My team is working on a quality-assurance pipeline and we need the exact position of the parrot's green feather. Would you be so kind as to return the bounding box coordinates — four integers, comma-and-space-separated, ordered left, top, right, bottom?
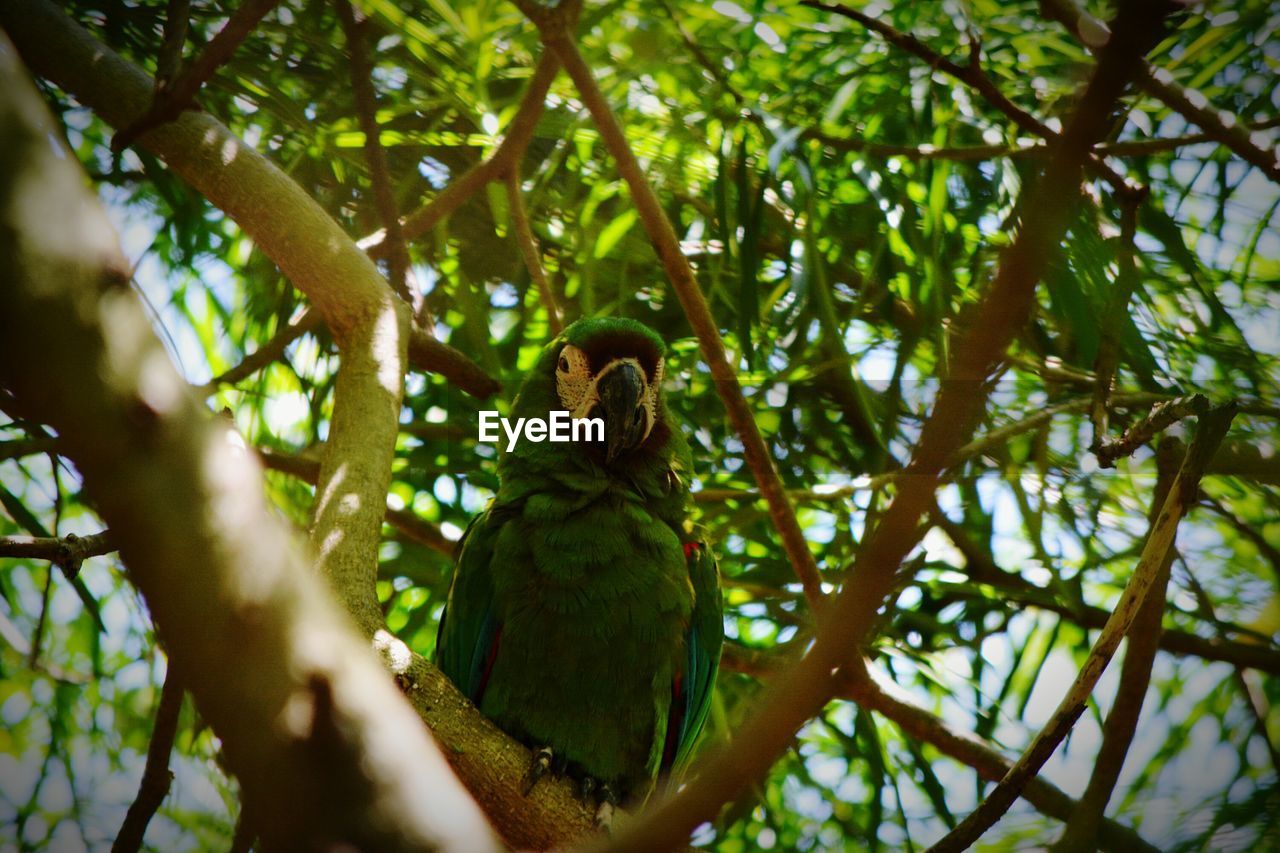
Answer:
436, 317, 723, 802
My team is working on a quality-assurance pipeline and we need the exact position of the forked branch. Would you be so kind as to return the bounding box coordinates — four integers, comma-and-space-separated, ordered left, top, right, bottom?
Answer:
593, 0, 1174, 846
360, 53, 561, 258
111, 0, 280, 151
928, 407, 1234, 852
514, 0, 827, 611
112, 667, 184, 853
1052, 439, 1181, 852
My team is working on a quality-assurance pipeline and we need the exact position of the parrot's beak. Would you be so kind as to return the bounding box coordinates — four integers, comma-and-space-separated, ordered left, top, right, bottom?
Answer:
595, 361, 647, 463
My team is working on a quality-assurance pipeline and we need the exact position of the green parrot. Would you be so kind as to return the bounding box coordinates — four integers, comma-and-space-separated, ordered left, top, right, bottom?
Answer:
436, 317, 723, 810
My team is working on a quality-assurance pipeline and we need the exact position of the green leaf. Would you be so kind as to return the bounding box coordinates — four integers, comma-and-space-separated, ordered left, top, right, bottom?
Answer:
593, 209, 638, 259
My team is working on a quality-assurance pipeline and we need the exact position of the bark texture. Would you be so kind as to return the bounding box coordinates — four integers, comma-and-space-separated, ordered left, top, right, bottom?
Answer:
0, 28, 496, 852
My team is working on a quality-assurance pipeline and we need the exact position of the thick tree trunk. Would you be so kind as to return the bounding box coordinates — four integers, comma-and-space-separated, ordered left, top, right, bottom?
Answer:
0, 32, 497, 852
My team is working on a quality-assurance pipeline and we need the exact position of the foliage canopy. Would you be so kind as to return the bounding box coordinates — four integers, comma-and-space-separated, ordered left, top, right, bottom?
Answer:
1, 0, 1279, 849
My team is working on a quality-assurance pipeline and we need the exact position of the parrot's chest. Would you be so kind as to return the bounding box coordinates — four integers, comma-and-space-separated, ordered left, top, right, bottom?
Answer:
481, 491, 694, 786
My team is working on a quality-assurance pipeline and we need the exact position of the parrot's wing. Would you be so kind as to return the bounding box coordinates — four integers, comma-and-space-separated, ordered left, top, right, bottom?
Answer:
435, 507, 505, 705
663, 537, 724, 773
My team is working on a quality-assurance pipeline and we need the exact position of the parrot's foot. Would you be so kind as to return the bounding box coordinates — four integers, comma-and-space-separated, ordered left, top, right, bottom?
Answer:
522, 746, 556, 796
593, 783, 620, 833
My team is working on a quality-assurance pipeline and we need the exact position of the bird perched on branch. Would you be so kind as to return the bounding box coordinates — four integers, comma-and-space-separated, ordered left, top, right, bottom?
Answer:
436, 317, 723, 818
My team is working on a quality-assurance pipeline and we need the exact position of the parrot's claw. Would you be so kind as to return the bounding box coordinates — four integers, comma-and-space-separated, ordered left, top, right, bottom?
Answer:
577, 775, 596, 801
522, 746, 555, 796
594, 783, 620, 832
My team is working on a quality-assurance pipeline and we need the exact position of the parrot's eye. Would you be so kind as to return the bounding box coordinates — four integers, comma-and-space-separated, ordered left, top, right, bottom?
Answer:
558, 356, 570, 373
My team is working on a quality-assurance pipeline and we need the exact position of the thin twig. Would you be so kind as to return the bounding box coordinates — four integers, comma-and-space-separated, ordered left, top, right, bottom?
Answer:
1176, 555, 1280, 774
654, 0, 744, 103
505, 170, 563, 333
112, 666, 184, 853
0, 437, 58, 461
154, 0, 190, 95
111, 0, 281, 151
407, 323, 503, 398
519, 0, 827, 611
1090, 190, 1146, 446
1041, 0, 1280, 183
197, 308, 320, 396
1052, 438, 1180, 852
671, 0, 1235, 166
842, 662, 1158, 853
1138, 68, 1280, 184
802, 0, 1141, 198
931, 510, 1280, 675
598, 0, 1174, 843
799, 126, 1040, 161
0, 610, 87, 683
1101, 122, 1280, 155
715, 651, 1158, 851
1200, 495, 1280, 584
0, 531, 116, 575
928, 406, 1234, 852
336, 0, 412, 304
1096, 393, 1210, 467
255, 447, 456, 556
360, 52, 561, 258
28, 563, 54, 669
946, 391, 1166, 469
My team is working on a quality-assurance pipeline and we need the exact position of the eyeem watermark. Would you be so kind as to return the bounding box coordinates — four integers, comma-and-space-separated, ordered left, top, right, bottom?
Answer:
478, 410, 604, 451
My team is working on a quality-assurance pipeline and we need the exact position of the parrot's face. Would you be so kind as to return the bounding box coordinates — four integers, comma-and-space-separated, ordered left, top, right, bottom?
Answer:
552, 334, 665, 463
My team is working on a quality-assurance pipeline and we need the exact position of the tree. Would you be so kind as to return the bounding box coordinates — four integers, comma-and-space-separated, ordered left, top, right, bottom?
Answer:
1, 0, 1277, 850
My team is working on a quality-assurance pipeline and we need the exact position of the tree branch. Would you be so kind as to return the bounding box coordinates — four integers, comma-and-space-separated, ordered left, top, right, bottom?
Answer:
1090, 191, 1145, 446
196, 308, 320, 396
801, 0, 1141, 197
931, 510, 1280, 675
154, 0, 190, 95
0, 0, 444, 643
715, 651, 1157, 851
112, 666, 185, 853
0, 531, 115, 575
842, 662, 1158, 853
597, 0, 1173, 844
1051, 438, 1180, 852
0, 436, 58, 461
360, 52, 561, 258
256, 447, 457, 556
518, 0, 827, 612
928, 406, 1234, 852
1096, 393, 1209, 468
1137, 68, 1280, 184
376, 647, 600, 849
2, 0, 389, 346
336, 0, 412, 303
506, 170, 563, 334
0, 35, 497, 848
111, 0, 281, 152
408, 324, 503, 398
1041, 0, 1280, 184
196, 301, 497, 402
